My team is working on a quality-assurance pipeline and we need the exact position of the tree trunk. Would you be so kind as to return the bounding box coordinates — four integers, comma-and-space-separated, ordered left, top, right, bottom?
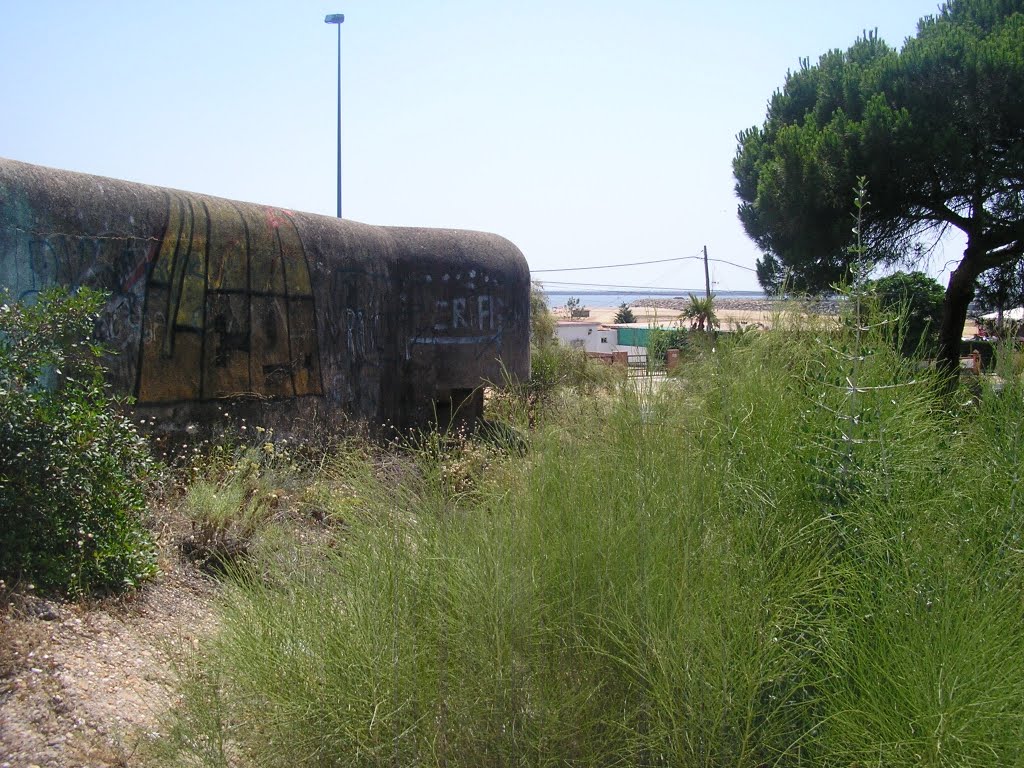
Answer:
937, 246, 983, 386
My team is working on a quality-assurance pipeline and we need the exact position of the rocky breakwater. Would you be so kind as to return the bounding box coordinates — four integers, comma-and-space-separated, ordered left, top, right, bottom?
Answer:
632, 296, 840, 315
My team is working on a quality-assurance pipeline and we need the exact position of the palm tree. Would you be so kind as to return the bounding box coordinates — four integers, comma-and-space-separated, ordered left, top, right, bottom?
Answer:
682, 293, 719, 332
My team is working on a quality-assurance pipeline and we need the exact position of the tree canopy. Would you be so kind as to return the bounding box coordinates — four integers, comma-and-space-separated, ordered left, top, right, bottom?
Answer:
613, 303, 637, 324
734, 0, 1024, 374
974, 258, 1024, 317
868, 271, 946, 356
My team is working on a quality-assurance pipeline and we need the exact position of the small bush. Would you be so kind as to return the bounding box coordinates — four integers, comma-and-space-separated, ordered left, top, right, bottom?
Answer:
179, 477, 266, 573
527, 282, 620, 401
865, 271, 945, 356
176, 430, 305, 573
0, 287, 156, 595
648, 325, 697, 367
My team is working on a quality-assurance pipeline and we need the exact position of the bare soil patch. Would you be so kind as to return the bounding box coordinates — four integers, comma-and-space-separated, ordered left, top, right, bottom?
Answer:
1, 557, 218, 768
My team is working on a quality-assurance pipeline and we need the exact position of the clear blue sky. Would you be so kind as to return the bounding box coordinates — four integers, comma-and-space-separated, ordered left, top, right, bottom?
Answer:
1, 0, 957, 294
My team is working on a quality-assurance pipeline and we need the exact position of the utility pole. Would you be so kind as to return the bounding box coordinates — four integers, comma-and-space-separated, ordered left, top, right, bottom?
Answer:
703, 244, 711, 299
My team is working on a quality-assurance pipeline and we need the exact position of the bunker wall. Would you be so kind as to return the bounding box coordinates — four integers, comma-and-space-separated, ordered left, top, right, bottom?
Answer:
0, 157, 530, 432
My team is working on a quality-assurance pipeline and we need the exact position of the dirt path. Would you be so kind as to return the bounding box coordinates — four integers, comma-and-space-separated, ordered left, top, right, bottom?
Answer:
1, 562, 218, 768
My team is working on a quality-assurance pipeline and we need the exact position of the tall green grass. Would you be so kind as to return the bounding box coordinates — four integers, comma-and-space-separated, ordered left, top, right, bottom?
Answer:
153, 310, 1024, 766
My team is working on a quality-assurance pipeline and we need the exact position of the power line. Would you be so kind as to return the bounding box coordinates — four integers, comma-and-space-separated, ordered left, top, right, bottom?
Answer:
532, 251, 757, 273
541, 280, 732, 293
532, 252, 701, 273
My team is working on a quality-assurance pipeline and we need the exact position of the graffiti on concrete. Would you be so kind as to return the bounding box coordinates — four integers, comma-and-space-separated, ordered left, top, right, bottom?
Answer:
406, 293, 507, 359
0, 157, 530, 430
137, 194, 322, 402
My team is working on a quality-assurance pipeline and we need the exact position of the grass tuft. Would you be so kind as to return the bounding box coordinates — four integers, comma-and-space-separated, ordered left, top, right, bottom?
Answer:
153, 304, 1024, 766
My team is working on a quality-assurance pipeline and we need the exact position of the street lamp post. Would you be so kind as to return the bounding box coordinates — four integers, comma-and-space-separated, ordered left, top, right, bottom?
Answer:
325, 13, 345, 218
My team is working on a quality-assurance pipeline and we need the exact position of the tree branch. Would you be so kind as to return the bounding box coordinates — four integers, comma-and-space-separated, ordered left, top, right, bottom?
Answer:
927, 203, 973, 232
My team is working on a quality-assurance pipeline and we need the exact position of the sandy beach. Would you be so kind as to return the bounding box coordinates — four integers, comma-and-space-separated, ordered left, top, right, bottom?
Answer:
553, 297, 823, 331
553, 297, 981, 337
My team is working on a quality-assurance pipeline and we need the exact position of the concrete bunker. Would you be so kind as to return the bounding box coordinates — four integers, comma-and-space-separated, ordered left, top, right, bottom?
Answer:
0, 157, 530, 433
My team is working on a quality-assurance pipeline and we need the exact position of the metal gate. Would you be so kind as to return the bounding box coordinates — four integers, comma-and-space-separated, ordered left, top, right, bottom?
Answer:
627, 353, 649, 378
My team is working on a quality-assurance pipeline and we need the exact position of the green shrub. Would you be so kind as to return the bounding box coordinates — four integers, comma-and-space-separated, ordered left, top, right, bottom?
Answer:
508, 329, 622, 426
865, 270, 945, 356
176, 436, 298, 573
530, 340, 618, 393
647, 325, 692, 366
529, 281, 554, 344
0, 287, 156, 595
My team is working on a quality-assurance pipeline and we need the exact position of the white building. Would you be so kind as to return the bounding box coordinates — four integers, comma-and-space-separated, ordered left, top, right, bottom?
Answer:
554, 320, 616, 354
552, 321, 649, 359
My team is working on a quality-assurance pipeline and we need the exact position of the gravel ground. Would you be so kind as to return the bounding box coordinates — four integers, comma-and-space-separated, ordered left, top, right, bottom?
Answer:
1, 561, 218, 768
